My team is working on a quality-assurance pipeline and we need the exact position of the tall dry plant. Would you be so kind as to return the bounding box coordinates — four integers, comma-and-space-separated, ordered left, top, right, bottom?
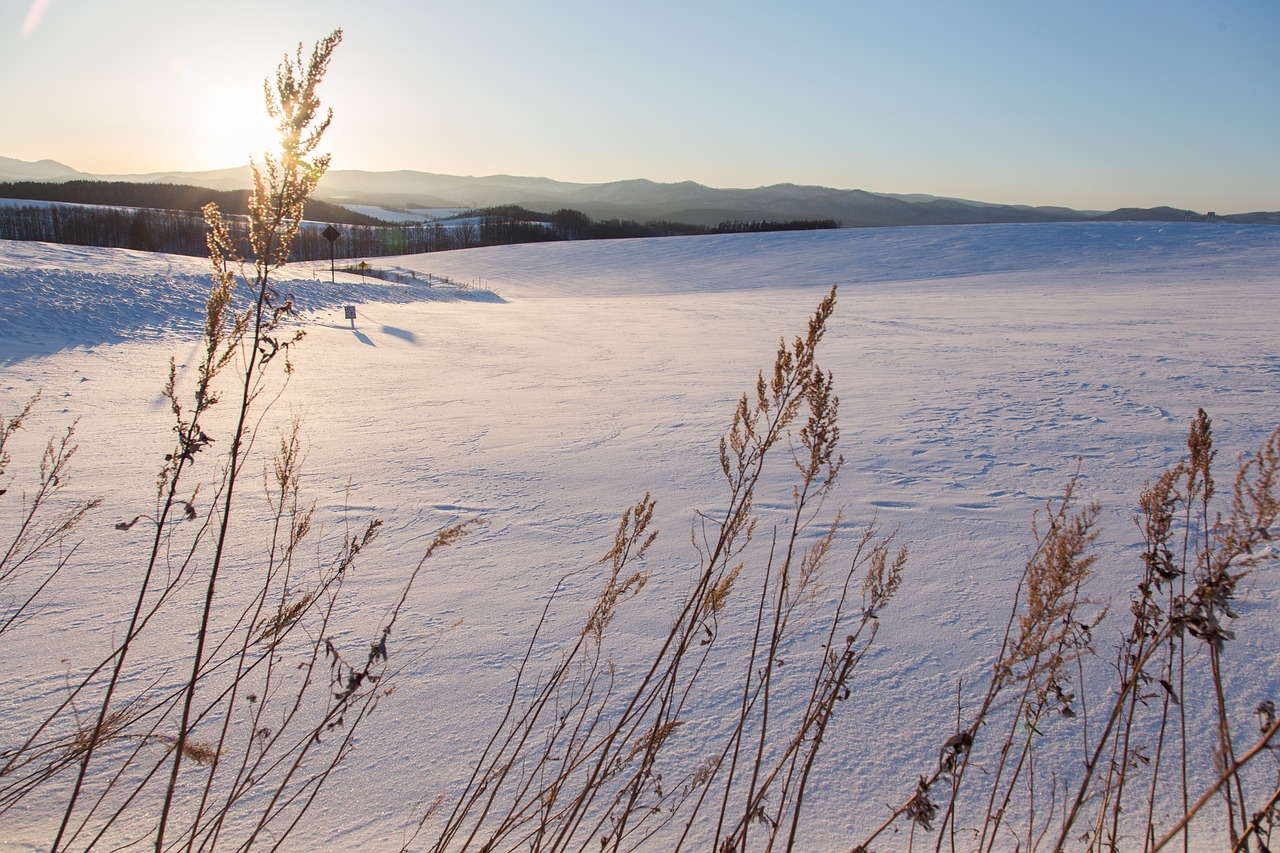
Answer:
0, 394, 102, 639
851, 411, 1280, 853
0, 30, 474, 852
411, 286, 908, 853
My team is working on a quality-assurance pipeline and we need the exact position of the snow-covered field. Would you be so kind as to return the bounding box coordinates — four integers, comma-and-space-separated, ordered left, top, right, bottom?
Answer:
2, 222, 1278, 850
338, 204, 475, 223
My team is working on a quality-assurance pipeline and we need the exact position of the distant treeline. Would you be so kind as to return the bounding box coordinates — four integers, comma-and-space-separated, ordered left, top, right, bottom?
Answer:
477, 206, 840, 241
0, 182, 841, 261
0, 181, 384, 226
0, 202, 457, 259
0, 203, 218, 256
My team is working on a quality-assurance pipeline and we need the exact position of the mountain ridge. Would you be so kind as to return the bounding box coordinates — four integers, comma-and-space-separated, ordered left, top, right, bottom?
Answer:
2, 156, 1274, 227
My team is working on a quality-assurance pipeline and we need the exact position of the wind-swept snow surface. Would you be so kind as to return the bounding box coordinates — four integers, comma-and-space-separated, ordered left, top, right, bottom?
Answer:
1, 222, 1278, 850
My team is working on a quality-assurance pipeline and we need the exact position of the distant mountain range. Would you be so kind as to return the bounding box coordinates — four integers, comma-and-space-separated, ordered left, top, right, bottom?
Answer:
3, 156, 1276, 227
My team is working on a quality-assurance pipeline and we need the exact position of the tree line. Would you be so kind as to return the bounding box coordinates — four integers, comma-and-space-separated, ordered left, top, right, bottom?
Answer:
0, 184, 841, 262
0, 180, 382, 226
485, 206, 839, 240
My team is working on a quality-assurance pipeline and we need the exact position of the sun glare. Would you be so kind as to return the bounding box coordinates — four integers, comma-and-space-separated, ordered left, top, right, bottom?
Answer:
202, 85, 280, 170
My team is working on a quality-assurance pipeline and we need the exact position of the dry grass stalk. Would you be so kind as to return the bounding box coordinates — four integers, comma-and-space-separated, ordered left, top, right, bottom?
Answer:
0, 401, 102, 638
851, 413, 1279, 853
414, 287, 911, 853
2, 30, 474, 853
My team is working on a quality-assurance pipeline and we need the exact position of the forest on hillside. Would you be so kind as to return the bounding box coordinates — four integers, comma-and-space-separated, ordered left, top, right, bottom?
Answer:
0, 181, 841, 261
0, 180, 384, 225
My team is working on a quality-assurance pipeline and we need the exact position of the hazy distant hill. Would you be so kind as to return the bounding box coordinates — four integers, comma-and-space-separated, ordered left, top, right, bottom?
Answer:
0, 156, 86, 182
1096, 206, 1280, 226
1, 156, 1270, 228
315, 174, 1099, 227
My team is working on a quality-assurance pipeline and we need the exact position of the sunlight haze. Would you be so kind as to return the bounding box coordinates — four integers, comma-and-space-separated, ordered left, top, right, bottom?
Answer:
3, 0, 1277, 212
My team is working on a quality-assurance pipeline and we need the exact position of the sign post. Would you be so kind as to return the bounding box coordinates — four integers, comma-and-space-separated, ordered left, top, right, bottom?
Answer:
322, 224, 341, 283
343, 305, 356, 329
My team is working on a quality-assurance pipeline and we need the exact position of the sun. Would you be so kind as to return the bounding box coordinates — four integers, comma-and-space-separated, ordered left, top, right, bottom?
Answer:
199, 84, 281, 170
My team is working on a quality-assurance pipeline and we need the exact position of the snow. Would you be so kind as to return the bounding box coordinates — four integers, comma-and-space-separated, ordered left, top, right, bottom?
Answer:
1, 221, 1279, 850
337, 205, 475, 223
0, 241, 498, 362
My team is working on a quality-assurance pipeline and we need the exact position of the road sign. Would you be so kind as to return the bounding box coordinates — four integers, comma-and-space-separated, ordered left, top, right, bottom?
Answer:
323, 225, 341, 282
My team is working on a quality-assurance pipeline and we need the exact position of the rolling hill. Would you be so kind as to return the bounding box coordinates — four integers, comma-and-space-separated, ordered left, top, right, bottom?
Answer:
6, 155, 1273, 227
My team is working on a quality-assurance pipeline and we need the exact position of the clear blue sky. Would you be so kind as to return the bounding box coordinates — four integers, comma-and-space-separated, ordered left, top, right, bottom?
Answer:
4, 0, 1277, 212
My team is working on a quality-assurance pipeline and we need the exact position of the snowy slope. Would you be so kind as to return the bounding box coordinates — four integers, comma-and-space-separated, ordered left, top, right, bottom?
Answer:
1, 222, 1278, 851
0, 241, 499, 363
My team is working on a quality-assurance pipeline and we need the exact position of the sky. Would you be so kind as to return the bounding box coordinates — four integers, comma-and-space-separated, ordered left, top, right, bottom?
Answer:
2, 0, 1278, 213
